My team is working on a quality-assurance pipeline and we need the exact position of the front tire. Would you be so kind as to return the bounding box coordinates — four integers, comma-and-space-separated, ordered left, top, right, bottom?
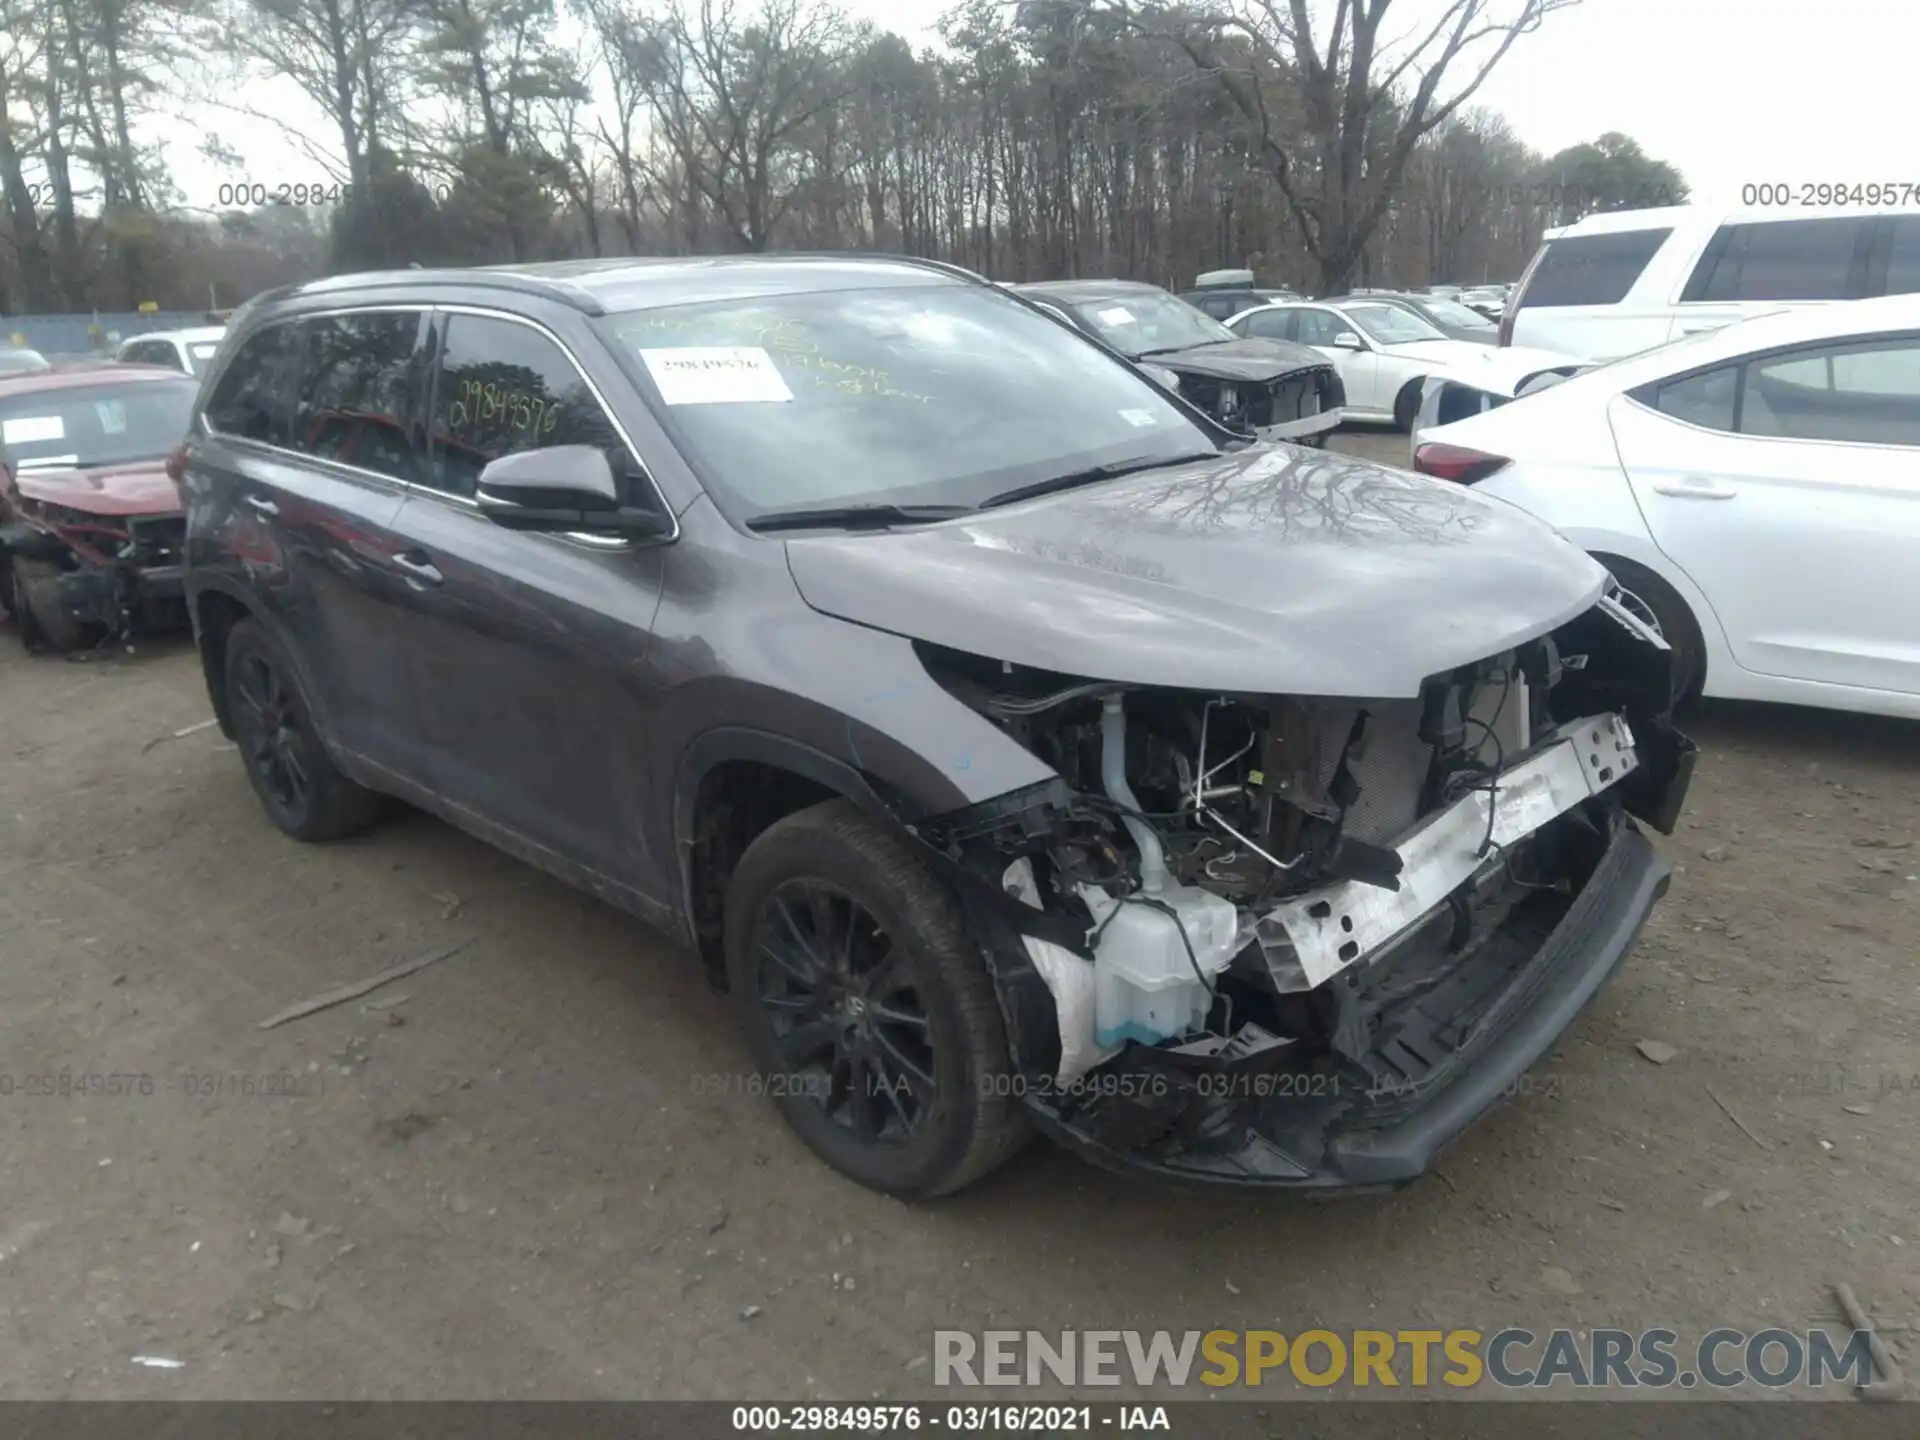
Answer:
723, 800, 1029, 1198
223, 618, 385, 841
11, 556, 101, 653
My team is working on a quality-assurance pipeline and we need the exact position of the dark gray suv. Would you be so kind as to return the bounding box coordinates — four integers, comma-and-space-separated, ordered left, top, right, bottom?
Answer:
180, 255, 1694, 1198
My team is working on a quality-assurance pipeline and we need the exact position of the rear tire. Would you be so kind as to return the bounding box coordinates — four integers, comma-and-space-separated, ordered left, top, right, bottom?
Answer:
223, 618, 385, 841
1599, 555, 1706, 706
723, 799, 1029, 1198
11, 556, 101, 653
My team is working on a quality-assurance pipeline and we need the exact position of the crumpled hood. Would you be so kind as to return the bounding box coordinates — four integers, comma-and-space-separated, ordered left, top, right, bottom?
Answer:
785, 445, 1610, 698
1143, 336, 1331, 383
8, 459, 179, 517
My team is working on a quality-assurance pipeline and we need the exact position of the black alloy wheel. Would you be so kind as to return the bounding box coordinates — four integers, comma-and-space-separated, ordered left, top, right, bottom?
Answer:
232, 647, 314, 820
753, 880, 936, 1147
723, 799, 1028, 1197
221, 618, 385, 841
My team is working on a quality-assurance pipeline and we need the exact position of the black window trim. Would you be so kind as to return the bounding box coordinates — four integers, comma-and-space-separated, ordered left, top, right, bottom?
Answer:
198, 305, 424, 490
1627, 325, 1920, 448
200, 301, 678, 549
295, 307, 435, 488
424, 303, 677, 547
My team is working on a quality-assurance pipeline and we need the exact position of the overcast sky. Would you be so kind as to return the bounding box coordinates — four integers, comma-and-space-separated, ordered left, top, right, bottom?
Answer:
159, 0, 1911, 218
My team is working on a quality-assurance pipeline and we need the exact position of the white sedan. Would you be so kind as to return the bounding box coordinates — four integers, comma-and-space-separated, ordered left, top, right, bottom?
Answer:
1410, 293, 1920, 719
115, 326, 227, 376
1227, 298, 1583, 430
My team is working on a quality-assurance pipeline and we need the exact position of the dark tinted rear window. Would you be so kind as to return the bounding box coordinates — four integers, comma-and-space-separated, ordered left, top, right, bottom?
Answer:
293, 312, 425, 483
205, 322, 305, 444
1518, 228, 1671, 307
1684, 217, 1871, 303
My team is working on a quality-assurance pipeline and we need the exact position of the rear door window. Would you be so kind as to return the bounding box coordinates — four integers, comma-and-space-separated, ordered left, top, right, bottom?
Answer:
1516, 228, 1672, 307
1742, 337, 1920, 445
203, 321, 305, 445
1237, 308, 1295, 342
425, 313, 629, 499
1292, 309, 1353, 346
1682, 217, 1872, 302
292, 311, 428, 483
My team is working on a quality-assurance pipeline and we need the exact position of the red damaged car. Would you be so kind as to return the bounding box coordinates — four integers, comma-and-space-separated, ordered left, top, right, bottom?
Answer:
0, 364, 196, 651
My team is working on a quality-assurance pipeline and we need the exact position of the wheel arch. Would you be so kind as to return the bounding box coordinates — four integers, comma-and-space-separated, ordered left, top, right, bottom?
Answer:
672, 727, 915, 985
1586, 546, 1729, 699
1392, 374, 1428, 429
187, 580, 334, 744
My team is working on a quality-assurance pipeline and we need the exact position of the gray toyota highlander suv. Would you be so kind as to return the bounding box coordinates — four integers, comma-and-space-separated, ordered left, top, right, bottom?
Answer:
178, 255, 1694, 1198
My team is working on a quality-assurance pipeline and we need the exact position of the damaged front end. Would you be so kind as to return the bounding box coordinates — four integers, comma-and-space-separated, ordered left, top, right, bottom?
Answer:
1, 499, 188, 645
911, 595, 1694, 1190
1158, 362, 1345, 447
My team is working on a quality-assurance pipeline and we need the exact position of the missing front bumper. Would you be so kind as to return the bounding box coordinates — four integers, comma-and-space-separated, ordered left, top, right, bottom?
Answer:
1258, 713, 1639, 991
1255, 411, 1341, 444
1017, 809, 1669, 1191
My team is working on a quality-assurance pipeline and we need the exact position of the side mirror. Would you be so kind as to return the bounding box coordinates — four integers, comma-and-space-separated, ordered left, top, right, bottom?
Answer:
475, 445, 671, 537
1333, 331, 1363, 350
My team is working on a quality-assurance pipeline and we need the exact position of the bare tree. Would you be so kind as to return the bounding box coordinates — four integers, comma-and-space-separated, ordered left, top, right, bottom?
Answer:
618, 0, 854, 251
1125, 0, 1580, 291
211, 0, 419, 193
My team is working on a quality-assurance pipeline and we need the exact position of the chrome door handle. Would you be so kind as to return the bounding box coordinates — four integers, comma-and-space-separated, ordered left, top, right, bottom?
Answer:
391, 550, 444, 585
243, 493, 279, 516
1652, 479, 1737, 500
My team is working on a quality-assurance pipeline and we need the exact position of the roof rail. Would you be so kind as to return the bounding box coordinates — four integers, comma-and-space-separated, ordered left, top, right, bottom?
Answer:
276, 268, 609, 316
776, 251, 993, 287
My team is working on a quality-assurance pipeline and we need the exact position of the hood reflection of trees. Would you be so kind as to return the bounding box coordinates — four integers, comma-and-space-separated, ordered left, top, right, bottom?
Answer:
1103, 447, 1488, 548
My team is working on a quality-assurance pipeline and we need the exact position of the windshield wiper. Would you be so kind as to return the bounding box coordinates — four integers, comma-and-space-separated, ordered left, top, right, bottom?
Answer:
745, 502, 973, 534
979, 452, 1220, 510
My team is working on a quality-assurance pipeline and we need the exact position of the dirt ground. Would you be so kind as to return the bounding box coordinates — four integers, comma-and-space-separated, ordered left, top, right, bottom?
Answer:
2, 427, 1916, 1401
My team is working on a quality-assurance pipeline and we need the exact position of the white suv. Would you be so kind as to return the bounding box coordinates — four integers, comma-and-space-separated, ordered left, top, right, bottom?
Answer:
1503, 204, 1920, 360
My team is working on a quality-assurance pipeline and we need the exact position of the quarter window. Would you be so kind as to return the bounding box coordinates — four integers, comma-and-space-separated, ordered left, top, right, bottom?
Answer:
1650, 366, 1739, 431
1517, 228, 1671, 307
203, 322, 305, 444
292, 312, 426, 484
1684, 217, 1869, 303
426, 314, 629, 499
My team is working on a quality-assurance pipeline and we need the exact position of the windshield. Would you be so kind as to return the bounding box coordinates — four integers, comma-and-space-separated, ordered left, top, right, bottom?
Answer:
599, 284, 1219, 522
0, 379, 197, 470
1418, 298, 1496, 329
1063, 291, 1235, 357
1344, 304, 1449, 345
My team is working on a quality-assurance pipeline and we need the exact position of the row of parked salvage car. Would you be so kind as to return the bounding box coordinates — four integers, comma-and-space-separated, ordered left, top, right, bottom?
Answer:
0, 247, 1893, 1204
